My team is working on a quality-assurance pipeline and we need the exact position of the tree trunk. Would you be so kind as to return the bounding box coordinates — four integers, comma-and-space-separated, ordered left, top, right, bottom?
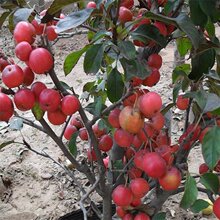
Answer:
102, 185, 112, 220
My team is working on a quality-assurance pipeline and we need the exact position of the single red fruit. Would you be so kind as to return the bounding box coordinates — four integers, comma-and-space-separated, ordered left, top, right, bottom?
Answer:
119, 106, 144, 134
132, 135, 143, 149
159, 167, 181, 191
31, 81, 47, 101
199, 163, 209, 175
29, 48, 53, 74
13, 21, 36, 44
134, 149, 149, 170
143, 69, 160, 87
119, 6, 133, 23
103, 156, 109, 169
112, 185, 133, 207
61, 95, 80, 116
138, 92, 162, 118
64, 125, 78, 140
46, 26, 58, 41
79, 127, 88, 141
108, 108, 121, 128
114, 128, 134, 147
14, 88, 35, 111
128, 167, 143, 179
198, 127, 211, 143
131, 197, 141, 207
2, 64, 24, 88
31, 19, 44, 35
87, 148, 97, 161
213, 197, 220, 219
0, 93, 14, 121
14, 41, 32, 61
150, 112, 165, 131
116, 206, 127, 218
176, 95, 189, 110
98, 134, 113, 152
23, 66, 35, 86
120, 0, 134, 9
143, 152, 167, 178
39, 89, 61, 112
130, 178, 150, 198
154, 21, 167, 36
0, 58, 10, 72
92, 123, 106, 138
123, 213, 134, 220
134, 213, 150, 220
70, 116, 83, 129
131, 77, 143, 87
147, 53, 162, 69
47, 109, 67, 125
137, 123, 155, 142
86, 1, 97, 8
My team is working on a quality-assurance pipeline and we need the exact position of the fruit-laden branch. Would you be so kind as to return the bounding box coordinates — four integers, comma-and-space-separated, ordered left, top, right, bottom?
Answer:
48, 65, 107, 195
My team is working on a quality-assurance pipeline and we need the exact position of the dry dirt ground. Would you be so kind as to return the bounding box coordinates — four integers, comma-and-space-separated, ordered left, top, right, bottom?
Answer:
0, 14, 218, 220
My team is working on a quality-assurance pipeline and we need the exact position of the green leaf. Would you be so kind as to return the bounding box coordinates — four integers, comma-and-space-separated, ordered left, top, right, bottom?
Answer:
0, 11, 10, 29
64, 45, 90, 75
189, 0, 208, 27
161, 103, 175, 115
32, 103, 44, 121
184, 90, 207, 110
0, 140, 14, 150
91, 30, 112, 43
59, 81, 72, 90
205, 18, 215, 37
202, 126, 220, 169
120, 58, 150, 81
118, 41, 136, 60
176, 37, 192, 57
180, 174, 198, 209
13, 8, 33, 25
9, 117, 23, 130
199, 0, 220, 23
83, 81, 96, 92
41, 0, 79, 23
85, 99, 107, 116
131, 24, 167, 48
172, 64, 191, 83
56, 9, 94, 33
144, 12, 204, 49
152, 212, 166, 220
200, 173, 220, 194
107, 68, 124, 103
189, 49, 215, 81
204, 93, 220, 113
190, 199, 210, 213
68, 131, 79, 157
84, 44, 105, 74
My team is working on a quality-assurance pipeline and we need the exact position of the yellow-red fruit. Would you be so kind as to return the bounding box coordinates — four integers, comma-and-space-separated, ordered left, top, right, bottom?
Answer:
119, 106, 144, 134
159, 167, 181, 191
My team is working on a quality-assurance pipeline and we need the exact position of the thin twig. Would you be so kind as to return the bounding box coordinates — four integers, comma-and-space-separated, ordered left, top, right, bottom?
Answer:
79, 177, 102, 220
16, 115, 46, 133
58, 30, 88, 39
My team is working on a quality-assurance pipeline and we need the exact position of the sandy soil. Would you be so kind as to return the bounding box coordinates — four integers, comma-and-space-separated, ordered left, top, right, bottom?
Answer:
0, 12, 217, 220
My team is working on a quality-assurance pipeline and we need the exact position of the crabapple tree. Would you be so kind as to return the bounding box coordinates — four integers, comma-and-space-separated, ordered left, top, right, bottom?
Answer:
1, 0, 220, 219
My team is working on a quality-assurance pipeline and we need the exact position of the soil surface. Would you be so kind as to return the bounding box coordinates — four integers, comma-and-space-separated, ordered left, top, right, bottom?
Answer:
0, 6, 218, 220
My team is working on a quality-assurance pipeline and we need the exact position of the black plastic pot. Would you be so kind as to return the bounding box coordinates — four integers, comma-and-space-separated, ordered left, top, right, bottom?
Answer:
59, 205, 116, 220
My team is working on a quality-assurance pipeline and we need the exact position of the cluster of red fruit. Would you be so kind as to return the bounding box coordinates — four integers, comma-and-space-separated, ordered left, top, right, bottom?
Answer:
108, 89, 181, 219
0, 20, 80, 126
